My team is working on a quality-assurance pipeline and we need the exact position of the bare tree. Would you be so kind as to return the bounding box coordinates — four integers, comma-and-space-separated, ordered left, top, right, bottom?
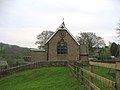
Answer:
76, 32, 105, 54
35, 30, 54, 49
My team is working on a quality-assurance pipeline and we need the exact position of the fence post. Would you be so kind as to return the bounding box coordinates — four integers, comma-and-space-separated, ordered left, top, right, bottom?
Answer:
76, 61, 79, 78
89, 64, 93, 90
79, 61, 83, 85
116, 60, 120, 90
74, 61, 76, 77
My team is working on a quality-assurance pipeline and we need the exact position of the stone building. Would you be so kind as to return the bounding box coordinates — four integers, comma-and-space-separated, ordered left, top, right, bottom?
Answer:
31, 22, 88, 61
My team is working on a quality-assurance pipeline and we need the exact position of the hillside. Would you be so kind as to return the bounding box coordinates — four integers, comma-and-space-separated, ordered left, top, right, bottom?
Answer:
0, 43, 31, 66
0, 67, 84, 90
0, 42, 30, 59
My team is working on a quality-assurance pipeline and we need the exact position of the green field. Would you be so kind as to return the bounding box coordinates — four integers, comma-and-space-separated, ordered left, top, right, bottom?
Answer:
0, 67, 84, 90
84, 66, 116, 90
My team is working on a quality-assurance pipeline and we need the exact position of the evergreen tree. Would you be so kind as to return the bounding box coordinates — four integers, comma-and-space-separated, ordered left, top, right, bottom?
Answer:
110, 42, 119, 57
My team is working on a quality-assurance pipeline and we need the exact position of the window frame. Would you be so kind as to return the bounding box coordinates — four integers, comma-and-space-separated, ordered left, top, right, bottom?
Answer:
57, 39, 67, 54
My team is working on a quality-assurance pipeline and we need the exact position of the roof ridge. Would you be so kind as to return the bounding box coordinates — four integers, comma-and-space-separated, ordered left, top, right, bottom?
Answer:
45, 22, 80, 45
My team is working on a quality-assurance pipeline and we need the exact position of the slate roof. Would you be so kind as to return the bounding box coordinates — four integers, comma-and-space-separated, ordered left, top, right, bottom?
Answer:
30, 48, 45, 52
45, 22, 80, 45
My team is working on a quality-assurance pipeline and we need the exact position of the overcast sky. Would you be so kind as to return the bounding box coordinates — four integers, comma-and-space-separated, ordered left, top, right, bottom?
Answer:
0, 0, 120, 48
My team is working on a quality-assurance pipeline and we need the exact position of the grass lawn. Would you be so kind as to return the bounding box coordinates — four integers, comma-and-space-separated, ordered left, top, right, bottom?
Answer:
0, 67, 84, 90
85, 66, 116, 80
84, 66, 116, 90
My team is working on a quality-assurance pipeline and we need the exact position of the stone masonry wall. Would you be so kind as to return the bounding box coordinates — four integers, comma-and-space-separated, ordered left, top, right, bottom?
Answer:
46, 30, 79, 61
31, 51, 46, 62
0, 60, 67, 77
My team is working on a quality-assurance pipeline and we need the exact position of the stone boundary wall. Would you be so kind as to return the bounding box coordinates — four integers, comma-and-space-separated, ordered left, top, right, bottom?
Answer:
0, 60, 67, 77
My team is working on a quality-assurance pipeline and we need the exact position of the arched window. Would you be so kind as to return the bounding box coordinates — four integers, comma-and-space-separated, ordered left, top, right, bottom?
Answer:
57, 39, 67, 54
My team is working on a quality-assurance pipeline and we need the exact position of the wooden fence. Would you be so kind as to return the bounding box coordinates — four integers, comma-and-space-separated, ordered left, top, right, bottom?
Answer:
68, 60, 120, 90
1, 59, 120, 90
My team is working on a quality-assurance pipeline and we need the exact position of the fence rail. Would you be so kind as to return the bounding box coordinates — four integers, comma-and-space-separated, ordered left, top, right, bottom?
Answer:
89, 61, 118, 70
80, 67, 115, 87
68, 60, 120, 90
0, 59, 120, 90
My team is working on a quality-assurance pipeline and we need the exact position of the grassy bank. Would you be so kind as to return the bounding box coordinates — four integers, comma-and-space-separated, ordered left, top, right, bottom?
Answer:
0, 67, 84, 90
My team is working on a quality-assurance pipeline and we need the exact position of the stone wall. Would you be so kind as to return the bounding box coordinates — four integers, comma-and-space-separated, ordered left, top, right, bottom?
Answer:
46, 30, 79, 61
0, 60, 67, 77
31, 51, 46, 62
80, 55, 88, 61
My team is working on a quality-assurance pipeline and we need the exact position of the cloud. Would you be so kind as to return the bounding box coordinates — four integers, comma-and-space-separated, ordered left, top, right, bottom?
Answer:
0, 0, 120, 47
0, 27, 44, 48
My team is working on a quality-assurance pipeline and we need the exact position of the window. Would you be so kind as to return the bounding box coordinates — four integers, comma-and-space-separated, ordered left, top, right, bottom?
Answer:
57, 39, 67, 54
